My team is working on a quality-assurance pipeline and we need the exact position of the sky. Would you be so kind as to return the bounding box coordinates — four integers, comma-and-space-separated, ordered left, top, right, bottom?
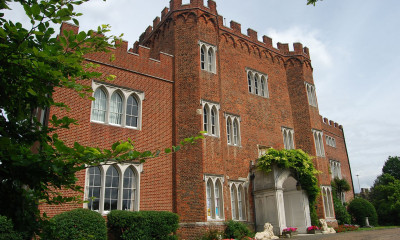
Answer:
5, 0, 400, 192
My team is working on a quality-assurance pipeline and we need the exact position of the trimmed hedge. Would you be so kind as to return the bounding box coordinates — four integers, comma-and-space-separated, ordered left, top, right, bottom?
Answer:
348, 198, 378, 226
0, 215, 22, 240
41, 208, 107, 240
107, 210, 179, 240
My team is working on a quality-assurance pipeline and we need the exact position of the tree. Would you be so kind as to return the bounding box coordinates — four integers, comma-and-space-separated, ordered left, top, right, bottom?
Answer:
0, 1, 202, 238
307, 0, 320, 5
370, 174, 400, 225
382, 156, 400, 180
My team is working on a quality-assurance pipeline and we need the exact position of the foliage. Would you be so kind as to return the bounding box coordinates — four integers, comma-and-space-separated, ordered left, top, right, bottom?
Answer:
40, 208, 106, 240
0, 215, 23, 240
198, 229, 223, 240
369, 173, 400, 225
334, 224, 359, 233
382, 156, 400, 180
107, 210, 179, 240
223, 220, 255, 240
307, 0, 321, 6
257, 148, 320, 225
331, 179, 351, 225
348, 198, 378, 226
0, 0, 204, 238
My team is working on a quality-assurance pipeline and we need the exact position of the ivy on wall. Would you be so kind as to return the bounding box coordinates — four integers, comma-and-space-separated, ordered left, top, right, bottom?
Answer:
257, 148, 321, 225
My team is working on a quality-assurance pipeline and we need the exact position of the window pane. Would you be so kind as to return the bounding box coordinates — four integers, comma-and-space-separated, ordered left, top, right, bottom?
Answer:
248, 73, 252, 93
104, 166, 119, 211
123, 168, 136, 211
126, 95, 138, 127
254, 75, 259, 95
211, 108, 216, 135
87, 167, 101, 211
227, 119, 231, 144
201, 47, 205, 70
109, 93, 123, 125
233, 120, 238, 145
203, 105, 208, 132
92, 88, 107, 122
261, 78, 265, 96
206, 180, 213, 218
208, 49, 213, 71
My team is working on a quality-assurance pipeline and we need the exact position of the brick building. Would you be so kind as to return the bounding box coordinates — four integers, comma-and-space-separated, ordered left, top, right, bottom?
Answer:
44, 0, 354, 238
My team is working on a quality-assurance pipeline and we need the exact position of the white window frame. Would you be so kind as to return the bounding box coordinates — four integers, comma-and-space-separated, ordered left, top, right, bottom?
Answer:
246, 68, 269, 98
199, 41, 217, 74
225, 113, 241, 147
305, 82, 318, 107
204, 174, 225, 221
91, 81, 144, 130
312, 129, 325, 157
281, 127, 295, 150
229, 181, 248, 221
325, 135, 336, 148
330, 160, 342, 179
84, 163, 143, 215
201, 100, 220, 137
321, 186, 335, 219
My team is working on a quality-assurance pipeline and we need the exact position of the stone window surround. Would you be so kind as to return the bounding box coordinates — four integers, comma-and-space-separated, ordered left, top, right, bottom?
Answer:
326, 135, 336, 148
225, 113, 241, 147
305, 82, 318, 107
199, 40, 217, 74
281, 127, 295, 150
229, 180, 248, 221
90, 81, 145, 130
312, 129, 325, 157
84, 163, 143, 215
321, 185, 335, 219
246, 68, 269, 98
204, 174, 225, 221
201, 100, 220, 137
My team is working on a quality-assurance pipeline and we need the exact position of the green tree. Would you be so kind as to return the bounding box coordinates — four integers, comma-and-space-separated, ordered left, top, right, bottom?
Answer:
0, 1, 202, 238
370, 173, 400, 225
382, 156, 400, 180
307, 0, 320, 5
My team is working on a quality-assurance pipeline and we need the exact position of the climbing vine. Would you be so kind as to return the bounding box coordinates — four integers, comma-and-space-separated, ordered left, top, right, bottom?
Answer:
257, 148, 321, 225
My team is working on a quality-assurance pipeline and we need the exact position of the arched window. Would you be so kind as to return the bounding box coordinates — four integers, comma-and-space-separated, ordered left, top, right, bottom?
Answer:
283, 130, 288, 149
261, 77, 266, 97
104, 166, 119, 211
126, 95, 139, 128
247, 72, 252, 93
227, 117, 232, 144
233, 120, 239, 145
203, 105, 209, 133
215, 180, 223, 219
231, 185, 237, 220
254, 74, 259, 95
87, 166, 101, 211
122, 167, 137, 211
208, 48, 214, 72
201, 46, 206, 70
109, 92, 123, 125
92, 88, 107, 122
238, 185, 243, 220
206, 179, 214, 218
211, 108, 216, 135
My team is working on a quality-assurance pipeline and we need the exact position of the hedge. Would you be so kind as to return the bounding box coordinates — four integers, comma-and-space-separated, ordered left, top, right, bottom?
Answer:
348, 198, 378, 226
0, 215, 22, 240
107, 210, 179, 240
41, 208, 107, 240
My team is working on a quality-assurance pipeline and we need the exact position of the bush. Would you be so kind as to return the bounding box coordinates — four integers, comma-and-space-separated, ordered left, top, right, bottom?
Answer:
334, 224, 359, 233
0, 215, 22, 240
223, 220, 254, 240
198, 229, 223, 240
41, 208, 106, 240
348, 198, 378, 226
107, 210, 179, 240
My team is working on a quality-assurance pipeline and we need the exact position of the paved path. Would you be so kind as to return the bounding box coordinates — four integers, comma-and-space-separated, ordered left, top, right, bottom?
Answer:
292, 228, 400, 240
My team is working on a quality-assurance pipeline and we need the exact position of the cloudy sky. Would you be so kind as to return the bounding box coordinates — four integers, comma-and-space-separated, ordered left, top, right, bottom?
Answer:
6, 0, 400, 192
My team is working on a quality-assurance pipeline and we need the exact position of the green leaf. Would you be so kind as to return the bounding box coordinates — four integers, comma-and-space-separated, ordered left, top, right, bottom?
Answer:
27, 88, 37, 96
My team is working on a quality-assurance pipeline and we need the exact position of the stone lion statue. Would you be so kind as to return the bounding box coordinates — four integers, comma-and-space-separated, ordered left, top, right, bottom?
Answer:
255, 223, 279, 240
319, 219, 336, 234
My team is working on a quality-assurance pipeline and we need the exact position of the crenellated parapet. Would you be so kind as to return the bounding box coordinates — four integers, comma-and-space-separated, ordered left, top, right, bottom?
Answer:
321, 116, 343, 130
60, 22, 174, 82
137, 0, 311, 68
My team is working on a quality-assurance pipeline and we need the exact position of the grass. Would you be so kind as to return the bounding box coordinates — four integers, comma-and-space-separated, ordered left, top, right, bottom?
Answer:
358, 226, 400, 231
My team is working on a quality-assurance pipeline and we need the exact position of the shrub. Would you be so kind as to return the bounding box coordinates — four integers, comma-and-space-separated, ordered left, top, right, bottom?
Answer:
41, 208, 106, 240
223, 220, 254, 240
348, 198, 378, 226
198, 229, 223, 240
107, 210, 179, 240
0, 215, 22, 240
334, 224, 359, 233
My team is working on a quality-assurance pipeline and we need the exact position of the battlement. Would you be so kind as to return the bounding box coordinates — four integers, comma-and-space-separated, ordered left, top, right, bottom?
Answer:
321, 116, 343, 130
60, 22, 173, 82
139, 0, 310, 60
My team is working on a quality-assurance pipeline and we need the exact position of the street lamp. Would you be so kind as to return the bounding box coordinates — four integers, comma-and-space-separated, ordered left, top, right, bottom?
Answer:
356, 174, 361, 193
